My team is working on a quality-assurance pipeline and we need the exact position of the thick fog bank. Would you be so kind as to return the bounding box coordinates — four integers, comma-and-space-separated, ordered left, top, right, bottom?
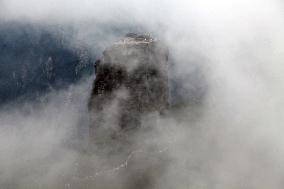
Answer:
0, 0, 284, 188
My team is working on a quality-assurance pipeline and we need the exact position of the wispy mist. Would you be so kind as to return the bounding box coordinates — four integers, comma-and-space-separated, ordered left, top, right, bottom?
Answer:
0, 0, 284, 188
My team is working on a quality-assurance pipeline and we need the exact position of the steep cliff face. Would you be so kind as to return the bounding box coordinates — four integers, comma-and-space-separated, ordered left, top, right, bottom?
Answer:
88, 34, 169, 142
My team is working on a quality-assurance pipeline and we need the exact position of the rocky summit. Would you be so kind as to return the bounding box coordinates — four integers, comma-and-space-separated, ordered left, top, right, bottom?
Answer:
88, 33, 169, 142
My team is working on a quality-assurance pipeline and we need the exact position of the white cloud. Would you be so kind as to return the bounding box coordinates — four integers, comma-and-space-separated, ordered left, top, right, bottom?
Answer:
1, 0, 284, 188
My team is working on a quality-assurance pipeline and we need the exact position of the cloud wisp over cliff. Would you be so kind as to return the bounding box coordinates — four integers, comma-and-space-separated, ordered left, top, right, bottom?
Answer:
0, 0, 284, 188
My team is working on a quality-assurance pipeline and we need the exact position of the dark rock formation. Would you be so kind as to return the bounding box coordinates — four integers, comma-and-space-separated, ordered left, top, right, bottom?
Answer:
88, 34, 169, 142
86, 34, 208, 189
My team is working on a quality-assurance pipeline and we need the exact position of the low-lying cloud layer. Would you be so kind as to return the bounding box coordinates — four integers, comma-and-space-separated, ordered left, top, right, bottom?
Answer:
0, 0, 284, 188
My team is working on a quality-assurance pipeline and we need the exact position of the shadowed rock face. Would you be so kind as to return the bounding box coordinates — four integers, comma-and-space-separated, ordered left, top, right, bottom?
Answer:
88, 34, 169, 141
86, 34, 207, 189
87, 34, 170, 189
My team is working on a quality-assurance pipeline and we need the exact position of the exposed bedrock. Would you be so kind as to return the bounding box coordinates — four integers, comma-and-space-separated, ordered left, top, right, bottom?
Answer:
88, 34, 170, 143
87, 34, 207, 188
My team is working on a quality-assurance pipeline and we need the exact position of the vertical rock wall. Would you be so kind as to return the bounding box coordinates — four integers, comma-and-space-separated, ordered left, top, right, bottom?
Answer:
88, 34, 169, 142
